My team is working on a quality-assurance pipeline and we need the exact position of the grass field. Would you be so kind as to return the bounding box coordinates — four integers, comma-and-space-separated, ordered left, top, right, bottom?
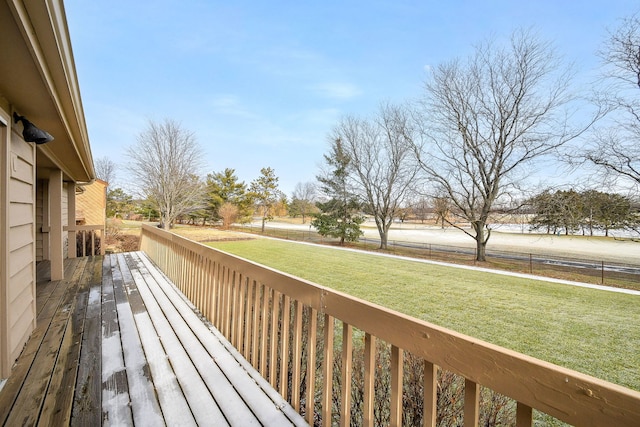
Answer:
206, 238, 640, 392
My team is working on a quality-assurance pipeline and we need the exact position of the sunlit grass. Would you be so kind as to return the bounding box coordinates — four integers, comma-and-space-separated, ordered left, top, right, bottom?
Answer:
207, 238, 640, 391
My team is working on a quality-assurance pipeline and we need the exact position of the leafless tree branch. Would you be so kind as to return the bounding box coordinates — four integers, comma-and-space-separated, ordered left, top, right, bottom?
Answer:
126, 119, 205, 229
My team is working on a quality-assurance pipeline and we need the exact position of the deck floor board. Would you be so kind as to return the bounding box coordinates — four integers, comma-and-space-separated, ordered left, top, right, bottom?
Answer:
0, 257, 87, 426
0, 253, 307, 426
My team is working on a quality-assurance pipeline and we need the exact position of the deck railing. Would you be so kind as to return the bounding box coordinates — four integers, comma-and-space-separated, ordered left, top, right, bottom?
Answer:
43, 224, 105, 256
64, 224, 105, 256
139, 224, 640, 426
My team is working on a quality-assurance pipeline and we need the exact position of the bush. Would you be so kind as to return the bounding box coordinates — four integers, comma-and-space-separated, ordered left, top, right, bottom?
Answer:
76, 230, 101, 256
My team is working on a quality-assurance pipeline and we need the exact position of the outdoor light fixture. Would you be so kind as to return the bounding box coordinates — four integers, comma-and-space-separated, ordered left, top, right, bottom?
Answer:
13, 112, 54, 144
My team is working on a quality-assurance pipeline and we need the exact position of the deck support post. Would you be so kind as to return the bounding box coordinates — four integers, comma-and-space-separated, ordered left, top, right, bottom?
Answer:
49, 170, 63, 280
67, 183, 76, 258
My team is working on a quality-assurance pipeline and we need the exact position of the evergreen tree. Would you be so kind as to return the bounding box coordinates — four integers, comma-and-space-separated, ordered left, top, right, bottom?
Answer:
205, 168, 251, 222
106, 188, 133, 219
312, 139, 364, 245
249, 167, 282, 232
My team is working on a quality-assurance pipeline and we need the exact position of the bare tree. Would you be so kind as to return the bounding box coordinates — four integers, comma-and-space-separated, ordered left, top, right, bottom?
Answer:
333, 103, 421, 250
584, 13, 640, 189
432, 195, 451, 229
126, 119, 204, 229
410, 196, 431, 223
292, 181, 316, 203
415, 30, 597, 261
95, 156, 116, 185
290, 181, 318, 224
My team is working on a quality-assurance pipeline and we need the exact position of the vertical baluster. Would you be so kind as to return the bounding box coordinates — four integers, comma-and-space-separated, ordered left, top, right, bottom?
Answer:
231, 271, 239, 340
423, 361, 437, 427
235, 275, 246, 352
390, 345, 403, 427
221, 264, 227, 331
196, 254, 204, 310
305, 307, 318, 425
363, 334, 376, 427
322, 314, 335, 426
260, 286, 271, 376
214, 264, 222, 329
269, 290, 281, 388
204, 258, 213, 322
464, 379, 479, 427
187, 251, 194, 301
291, 300, 303, 411
251, 283, 262, 368
244, 279, 255, 362
231, 271, 239, 344
180, 247, 186, 292
516, 402, 533, 427
279, 295, 291, 399
223, 268, 232, 338
209, 261, 218, 326
229, 270, 238, 346
340, 323, 353, 427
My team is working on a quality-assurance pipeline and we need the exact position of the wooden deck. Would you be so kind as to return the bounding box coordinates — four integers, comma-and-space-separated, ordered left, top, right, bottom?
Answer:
0, 252, 307, 426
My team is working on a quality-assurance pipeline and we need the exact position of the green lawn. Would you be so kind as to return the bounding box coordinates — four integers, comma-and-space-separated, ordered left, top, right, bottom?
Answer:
207, 238, 640, 392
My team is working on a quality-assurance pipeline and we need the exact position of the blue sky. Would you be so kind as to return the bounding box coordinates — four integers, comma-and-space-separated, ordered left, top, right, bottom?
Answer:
65, 0, 638, 196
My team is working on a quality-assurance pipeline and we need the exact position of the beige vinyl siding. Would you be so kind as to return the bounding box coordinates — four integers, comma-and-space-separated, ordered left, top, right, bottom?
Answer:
6, 129, 36, 369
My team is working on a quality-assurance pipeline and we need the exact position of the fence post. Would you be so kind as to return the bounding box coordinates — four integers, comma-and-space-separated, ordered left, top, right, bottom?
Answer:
602, 261, 605, 285
530, 254, 533, 274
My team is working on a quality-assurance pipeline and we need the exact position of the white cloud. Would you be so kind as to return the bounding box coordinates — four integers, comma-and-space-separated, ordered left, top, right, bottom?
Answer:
208, 95, 257, 119
312, 82, 361, 100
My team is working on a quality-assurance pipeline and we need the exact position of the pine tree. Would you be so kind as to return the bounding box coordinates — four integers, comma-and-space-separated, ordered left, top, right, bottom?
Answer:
312, 139, 364, 245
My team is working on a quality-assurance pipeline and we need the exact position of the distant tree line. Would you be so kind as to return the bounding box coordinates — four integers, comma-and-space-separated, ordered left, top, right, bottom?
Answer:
527, 189, 639, 236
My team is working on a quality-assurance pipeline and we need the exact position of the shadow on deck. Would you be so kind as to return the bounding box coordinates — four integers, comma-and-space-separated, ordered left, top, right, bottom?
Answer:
0, 252, 306, 426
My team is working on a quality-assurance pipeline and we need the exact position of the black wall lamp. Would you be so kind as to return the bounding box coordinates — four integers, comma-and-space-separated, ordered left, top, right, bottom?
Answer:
13, 112, 54, 144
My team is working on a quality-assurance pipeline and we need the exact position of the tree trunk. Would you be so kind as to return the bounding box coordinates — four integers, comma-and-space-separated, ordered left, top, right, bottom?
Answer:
476, 237, 487, 262
376, 217, 390, 250
473, 221, 488, 262
379, 232, 388, 250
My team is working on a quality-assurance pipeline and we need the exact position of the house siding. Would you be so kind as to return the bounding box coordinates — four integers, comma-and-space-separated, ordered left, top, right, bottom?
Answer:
5, 124, 36, 373
76, 180, 107, 227
1, 109, 36, 377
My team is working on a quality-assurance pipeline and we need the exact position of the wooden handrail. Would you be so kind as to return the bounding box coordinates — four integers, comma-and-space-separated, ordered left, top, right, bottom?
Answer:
140, 224, 640, 426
